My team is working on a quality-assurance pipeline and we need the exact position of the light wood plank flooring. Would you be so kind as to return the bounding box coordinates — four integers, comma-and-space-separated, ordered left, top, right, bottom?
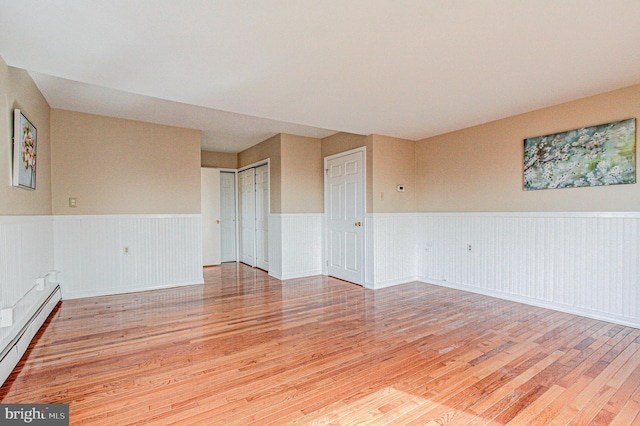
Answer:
2, 263, 639, 425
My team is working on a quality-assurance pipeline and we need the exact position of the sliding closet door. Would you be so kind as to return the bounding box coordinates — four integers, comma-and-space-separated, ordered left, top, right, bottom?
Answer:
238, 168, 255, 266
255, 164, 269, 271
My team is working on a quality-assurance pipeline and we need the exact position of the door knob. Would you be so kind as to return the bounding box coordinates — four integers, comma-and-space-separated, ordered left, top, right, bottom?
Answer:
355, 222, 362, 227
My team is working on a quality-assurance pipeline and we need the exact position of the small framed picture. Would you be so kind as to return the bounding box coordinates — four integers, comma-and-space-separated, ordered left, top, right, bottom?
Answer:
12, 109, 37, 190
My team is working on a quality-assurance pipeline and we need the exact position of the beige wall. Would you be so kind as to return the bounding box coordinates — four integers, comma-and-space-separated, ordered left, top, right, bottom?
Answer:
0, 59, 52, 215
238, 133, 323, 214
321, 133, 417, 213
238, 134, 281, 213
281, 134, 323, 213
51, 109, 201, 215
5, 52, 633, 218
416, 84, 640, 212
371, 135, 416, 213
201, 150, 238, 169
321, 132, 367, 159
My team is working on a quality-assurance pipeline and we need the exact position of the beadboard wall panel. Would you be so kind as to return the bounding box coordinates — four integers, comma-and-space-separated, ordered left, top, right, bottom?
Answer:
418, 213, 640, 327
365, 214, 419, 289
0, 216, 54, 309
54, 215, 203, 299
268, 215, 283, 278
270, 214, 322, 280
362, 212, 639, 327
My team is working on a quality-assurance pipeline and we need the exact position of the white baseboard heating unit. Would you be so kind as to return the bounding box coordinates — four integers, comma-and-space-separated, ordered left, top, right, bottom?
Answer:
0, 283, 62, 386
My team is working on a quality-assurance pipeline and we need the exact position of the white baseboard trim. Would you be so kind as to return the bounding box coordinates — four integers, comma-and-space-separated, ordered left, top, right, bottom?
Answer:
419, 276, 640, 329
370, 276, 422, 290
270, 270, 322, 281
62, 279, 204, 300
358, 271, 640, 328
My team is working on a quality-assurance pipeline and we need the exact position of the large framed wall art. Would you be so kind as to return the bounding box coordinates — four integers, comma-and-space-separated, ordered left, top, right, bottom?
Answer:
12, 109, 37, 190
524, 118, 636, 191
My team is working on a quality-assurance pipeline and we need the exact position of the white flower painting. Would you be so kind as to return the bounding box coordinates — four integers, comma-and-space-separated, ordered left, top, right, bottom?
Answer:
12, 110, 37, 190
524, 118, 636, 191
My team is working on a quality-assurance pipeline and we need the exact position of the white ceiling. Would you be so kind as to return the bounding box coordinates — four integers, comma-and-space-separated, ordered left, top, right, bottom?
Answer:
1, 1, 640, 153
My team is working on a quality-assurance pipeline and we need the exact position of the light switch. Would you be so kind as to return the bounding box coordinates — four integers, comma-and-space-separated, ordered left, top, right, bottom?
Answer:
69, 197, 77, 208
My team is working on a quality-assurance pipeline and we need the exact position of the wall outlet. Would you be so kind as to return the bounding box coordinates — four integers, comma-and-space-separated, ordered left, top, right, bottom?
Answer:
124, 246, 129, 254
69, 197, 77, 208
467, 244, 472, 252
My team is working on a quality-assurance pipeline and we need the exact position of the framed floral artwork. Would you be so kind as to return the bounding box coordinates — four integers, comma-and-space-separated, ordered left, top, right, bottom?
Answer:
524, 118, 636, 190
12, 109, 37, 190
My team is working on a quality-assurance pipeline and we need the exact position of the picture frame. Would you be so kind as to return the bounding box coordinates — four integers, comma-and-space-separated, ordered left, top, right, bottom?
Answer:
12, 109, 37, 190
524, 118, 636, 191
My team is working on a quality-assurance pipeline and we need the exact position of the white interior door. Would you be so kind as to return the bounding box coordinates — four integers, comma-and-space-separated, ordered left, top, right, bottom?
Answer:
326, 150, 364, 285
255, 164, 269, 271
220, 171, 237, 262
238, 168, 256, 266
201, 168, 221, 266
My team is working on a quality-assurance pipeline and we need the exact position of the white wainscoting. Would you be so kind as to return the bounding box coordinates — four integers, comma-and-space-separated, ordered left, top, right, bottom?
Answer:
268, 215, 282, 278
54, 215, 204, 299
365, 212, 640, 328
365, 213, 420, 289
269, 214, 322, 281
0, 215, 55, 344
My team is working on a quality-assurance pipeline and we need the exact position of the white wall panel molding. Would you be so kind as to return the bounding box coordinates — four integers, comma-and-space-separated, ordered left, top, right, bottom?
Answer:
54, 214, 204, 299
415, 212, 640, 327
268, 215, 283, 279
365, 213, 421, 289
362, 211, 639, 327
270, 214, 322, 281
0, 216, 54, 311
0, 215, 56, 386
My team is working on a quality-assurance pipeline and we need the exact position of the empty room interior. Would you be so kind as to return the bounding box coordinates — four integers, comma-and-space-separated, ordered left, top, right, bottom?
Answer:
1, 1, 640, 425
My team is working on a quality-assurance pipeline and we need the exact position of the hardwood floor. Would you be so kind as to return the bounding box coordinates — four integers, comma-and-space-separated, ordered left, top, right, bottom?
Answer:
2, 263, 639, 425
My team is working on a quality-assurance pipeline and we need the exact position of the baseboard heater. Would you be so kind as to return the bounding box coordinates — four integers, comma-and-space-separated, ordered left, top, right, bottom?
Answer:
0, 284, 62, 386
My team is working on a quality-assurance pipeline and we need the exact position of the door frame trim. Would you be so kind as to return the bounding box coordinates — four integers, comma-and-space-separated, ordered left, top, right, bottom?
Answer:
323, 147, 366, 285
